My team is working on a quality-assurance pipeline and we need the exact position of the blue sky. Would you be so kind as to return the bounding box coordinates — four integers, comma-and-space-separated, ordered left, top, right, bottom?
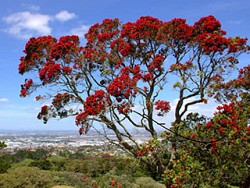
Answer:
0, 0, 250, 131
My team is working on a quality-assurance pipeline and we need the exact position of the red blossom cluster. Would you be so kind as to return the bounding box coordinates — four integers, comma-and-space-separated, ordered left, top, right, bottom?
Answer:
18, 36, 57, 74
85, 18, 120, 44
155, 100, 171, 116
37, 105, 50, 123
193, 16, 248, 55
210, 137, 217, 153
170, 177, 182, 188
82, 47, 96, 61
204, 102, 249, 153
84, 90, 109, 115
136, 141, 154, 157
237, 65, 250, 88
78, 124, 90, 135
136, 145, 147, 157
163, 18, 193, 43
231, 64, 250, 90
110, 177, 122, 188
75, 90, 110, 127
121, 16, 163, 40
35, 95, 42, 101
20, 79, 33, 97
107, 66, 138, 102
197, 33, 228, 54
148, 54, 165, 72
210, 64, 250, 102
39, 61, 61, 83
52, 93, 75, 110
62, 66, 72, 74
228, 37, 248, 53
110, 38, 133, 57
117, 102, 133, 114
50, 35, 80, 61
194, 15, 225, 34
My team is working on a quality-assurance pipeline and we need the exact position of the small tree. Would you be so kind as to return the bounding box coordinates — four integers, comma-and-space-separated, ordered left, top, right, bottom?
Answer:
19, 15, 249, 182
0, 141, 7, 149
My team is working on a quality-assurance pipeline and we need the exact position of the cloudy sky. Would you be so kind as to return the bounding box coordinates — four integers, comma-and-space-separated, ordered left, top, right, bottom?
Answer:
0, 0, 250, 131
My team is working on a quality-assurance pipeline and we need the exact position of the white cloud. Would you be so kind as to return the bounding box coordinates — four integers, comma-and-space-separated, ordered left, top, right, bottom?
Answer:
71, 25, 90, 38
55, 10, 76, 22
3, 11, 52, 39
0, 98, 9, 102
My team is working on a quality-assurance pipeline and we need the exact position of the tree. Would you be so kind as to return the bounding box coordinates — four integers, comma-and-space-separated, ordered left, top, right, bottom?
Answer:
0, 141, 7, 149
19, 15, 249, 185
29, 159, 52, 170
161, 64, 250, 187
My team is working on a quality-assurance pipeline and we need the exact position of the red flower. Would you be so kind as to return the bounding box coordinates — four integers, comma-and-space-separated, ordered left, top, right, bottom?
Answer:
219, 127, 225, 134
211, 147, 217, 154
39, 61, 61, 83
18, 60, 26, 74
247, 126, 250, 135
20, 79, 33, 97
206, 121, 212, 129
41, 105, 49, 114
62, 66, 72, 74
190, 133, 197, 139
202, 98, 208, 104
136, 151, 143, 157
155, 100, 171, 116
35, 95, 42, 101
20, 89, 27, 97
111, 181, 118, 186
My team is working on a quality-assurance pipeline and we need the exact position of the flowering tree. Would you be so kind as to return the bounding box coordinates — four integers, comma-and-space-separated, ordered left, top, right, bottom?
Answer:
162, 65, 250, 187
19, 15, 249, 184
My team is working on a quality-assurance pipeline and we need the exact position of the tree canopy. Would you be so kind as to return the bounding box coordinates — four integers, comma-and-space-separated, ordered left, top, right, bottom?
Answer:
19, 15, 250, 187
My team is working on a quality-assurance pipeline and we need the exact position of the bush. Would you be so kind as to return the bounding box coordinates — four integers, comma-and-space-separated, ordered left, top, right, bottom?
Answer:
48, 155, 67, 171
29, 159, 53, 170
12, 149, 49, 162
96, 169, 165, 188
133, 177, 165, 188
10, 158, 33, 170
51, 171, 94, 188
0, 166, 55, 188
0, 159, 11, 173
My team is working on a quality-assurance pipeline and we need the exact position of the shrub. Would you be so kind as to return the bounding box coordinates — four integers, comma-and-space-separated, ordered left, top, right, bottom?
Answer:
0, 159, 11, 173
0, 166, 55, 188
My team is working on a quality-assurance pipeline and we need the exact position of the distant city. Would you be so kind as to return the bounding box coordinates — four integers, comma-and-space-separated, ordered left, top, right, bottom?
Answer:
0, 130, 151, 152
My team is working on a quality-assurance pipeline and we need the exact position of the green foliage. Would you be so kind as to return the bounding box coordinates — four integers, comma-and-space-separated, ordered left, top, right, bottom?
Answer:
64, 156, 148, 178
133, 177, 166, 188
29, 159, 53, 170
0, 159, 11, 173
48, 155, 67, 171
0, 141, 7, 148
0, 166, 55, 188
161, 103, 250, 187
96, 168, 165, 188
12, 148, 49, 162
51, 171, 94, 188
0, 148, 165, 187
10, 158, 33, 169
